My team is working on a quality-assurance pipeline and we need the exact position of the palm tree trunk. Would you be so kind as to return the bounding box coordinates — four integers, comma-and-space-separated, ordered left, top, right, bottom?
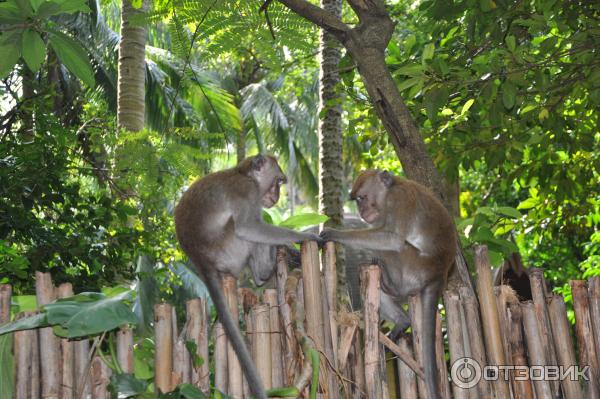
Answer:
117, 0, 148, 131
318, 0, 348, 305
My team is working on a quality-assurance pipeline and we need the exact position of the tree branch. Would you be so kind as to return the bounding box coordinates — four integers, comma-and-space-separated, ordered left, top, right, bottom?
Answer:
276, 0, 350, 35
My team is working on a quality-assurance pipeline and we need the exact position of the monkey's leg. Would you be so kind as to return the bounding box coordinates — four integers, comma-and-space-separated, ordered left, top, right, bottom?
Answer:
248, 244, 277, 286
421, 283, 443, 399
380, 290, 411, 340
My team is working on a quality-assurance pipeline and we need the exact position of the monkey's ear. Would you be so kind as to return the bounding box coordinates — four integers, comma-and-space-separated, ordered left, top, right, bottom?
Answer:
251, 154, 267, 170
378, 170, 394, 188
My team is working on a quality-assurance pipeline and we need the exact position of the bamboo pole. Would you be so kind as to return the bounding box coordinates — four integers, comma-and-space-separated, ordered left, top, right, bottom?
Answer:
351, 327, 366, 397
494, 285, 515, 365
547, 295, 583, 399
74, 337, 91, 399
154, 303, 173, 393
214, 322, 228, 393
361, 264, 382, 399
522, 301, 553, 399
173, 330, 191, 385
505, 302, 534, 399
14, 312, 33, 399
221, 275, 243, 398
379, 332, 425, 379
276, 247, 298, 385
36, 271, 60, 399
337, 312, 359, 371
570, 280, 600, 397
57, 283, 75, 399
529, 268, 560, 397
252, 304, 273, 390
444, 291, 469, 399
264, 289, 284, 388
30, 319, 40, 399
323, 241, 338, 366
589, 276, 600, 374
116, 326, 134, 374
321, 276, 339, 399
460, 285, 490, 398
474, 246, 510, 399
397, 334, 418, 399
0, 284, 11, 324
435, 312, 452, 399
186, 298, 210, 392
91, 355, 111, 399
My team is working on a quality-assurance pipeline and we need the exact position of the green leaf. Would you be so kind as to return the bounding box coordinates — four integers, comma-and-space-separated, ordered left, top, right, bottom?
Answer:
394, 64, 424, 77
131, 0, 142, 9
0, 1, 26, 24
505, 35, 516, 52
108, 373, 148, 398
21, 29, 46, 72
0, 44, 20, 79
56, 0, 91, 14
279, 213, 329, 230
517, 197, 538, 210
0, 334, 14, 399
461, 99, 475, 115
14, 0, 32, 17
267, 387, 301, 397
48, 30, 95, 87
0, 313, 48, 336
35, 1, 61, 18
29, 0, 44, 12
422, 43, 435, 62
178, 384, 209, 399
502, 82, 516, 109
12, 295, 37, 313
496, 206, 521, 219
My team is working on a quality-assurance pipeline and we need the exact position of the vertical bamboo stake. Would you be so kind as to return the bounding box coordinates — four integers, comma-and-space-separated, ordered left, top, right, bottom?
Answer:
57, 283, 75, 399
522, 302, 553, 399
222, 275, 243, 398
408, 293, 427, 399
91, 355, 111, 399
351, 327, 366, 397
276, 247, 298, 385
570, 280, 600, 396
529, 268, 560, 397
506, 302, 534, 399
588, 276, 600, 373
186, 298, 210, 392
547, 295, 583, 399
30, 321, 40, 399
494, 285, 515, 364
323, 241, 338, 365
435, 312, 452, 399
173, 331, 191, 385
214, 322, 228, 393
321, 277, 339, 399
460, 285, 490, 398
475, 246, 510, 399
74, 337, 91, 399
397, 334, 418, 399
36, 271, 60, 399
154, 303, 173, 393
361, 264, 382, 399
0, 284, 11, 324
252, 304, 273, 389
116, 326, 134, 373
264, 289, 284, 388
14, 312, 32, 399
443, 291, 469, 399
338, 313, 359, 371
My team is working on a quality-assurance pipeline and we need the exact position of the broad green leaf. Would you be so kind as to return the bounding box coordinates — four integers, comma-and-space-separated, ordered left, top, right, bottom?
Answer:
505, 35, 516, 52
0, 335, 14, 399
131, 0, 142, 8
48, 30, 95, 87
517, 197, 538, 210
178, 384, 209, 399
21, 29, 46, 72
108, 373, 148, 398
0, 44, 19, 79
502, 82, 516, 109
14, 0, 32, 17
496, 206, 521, 219
279, 213, 329, 230
393, 64, 424, 77
12, 295, 37, 313
461, 99, 475, 115
396, 77, 423, 92
0, 1, 25, 23
0, 313, 48, 335
538, 108, 549, 121
56, 0, 91, 14
267, 387, 301, 397
488, 250, 504, 267
422, 43, 435, 62
35, 1, 61, 18
29, 0, 44, 11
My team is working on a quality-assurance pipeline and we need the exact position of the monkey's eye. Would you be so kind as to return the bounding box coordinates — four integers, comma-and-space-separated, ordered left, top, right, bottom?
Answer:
277, 177, 286, 185
356, 195, 365, 203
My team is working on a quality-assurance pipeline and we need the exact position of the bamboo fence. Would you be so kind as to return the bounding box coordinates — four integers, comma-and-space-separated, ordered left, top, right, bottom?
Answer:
2, 243, 599, 398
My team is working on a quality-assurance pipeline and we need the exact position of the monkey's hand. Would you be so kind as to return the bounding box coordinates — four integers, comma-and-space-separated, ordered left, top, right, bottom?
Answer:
298, 233, 323, 245
319, 228, 342, 243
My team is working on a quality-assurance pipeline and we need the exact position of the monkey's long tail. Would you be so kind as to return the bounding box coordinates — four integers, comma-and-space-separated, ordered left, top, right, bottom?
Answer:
204, 269, 268, 399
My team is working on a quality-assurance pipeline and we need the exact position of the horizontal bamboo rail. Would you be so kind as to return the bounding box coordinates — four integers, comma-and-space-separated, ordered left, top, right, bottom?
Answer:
2, 244, 599, 398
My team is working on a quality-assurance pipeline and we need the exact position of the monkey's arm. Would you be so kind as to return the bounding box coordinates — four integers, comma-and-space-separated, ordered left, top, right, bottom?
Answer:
320, 227, 401, 251
236, 215, 320, 245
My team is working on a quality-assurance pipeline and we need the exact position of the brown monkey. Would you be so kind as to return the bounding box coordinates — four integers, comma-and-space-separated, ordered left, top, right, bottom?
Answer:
320, 170, 456, 399
174, 154, 320, 399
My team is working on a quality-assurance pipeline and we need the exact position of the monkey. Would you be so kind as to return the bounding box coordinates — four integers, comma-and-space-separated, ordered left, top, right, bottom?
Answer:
174, 154, 321, 399
319, 170, 456, 399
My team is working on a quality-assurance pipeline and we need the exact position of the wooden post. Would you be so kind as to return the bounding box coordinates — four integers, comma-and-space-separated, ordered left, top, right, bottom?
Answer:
74, 337, 91, 399
443, 291, 469, 399
214, 322, 228, 393
338, 312, 359, 371
570, 280, 600, 397
276, 247, 298, 385
154, 303, 173, 393
116, 326, 134, 373
14, 312, 34, 399
0, 284, 11, 324
264, 289, 284, 388
323, 241, 338, 365
57, 283, 75, 399
397, 334, 418, 399
460, 285, 490, 398
494, 285, 516, 365
186, 298, 210, 392
408, 294, 427, 399
588, 276, 600, 373
547, 295, 583, 399
435, 312, 452, 399
36, 271, 60, 399
173, 332, 191, 385
361, 264, 382, 399
252, 304, 272, 389
91, 355, 111, 399
30, 322, 40, 399
351, 327, 366, 397
474, 246, 510, 399
221, 275, 243, 398
522, 301, 553, 399
321, 276, 339, 399
506, 302, 534, 399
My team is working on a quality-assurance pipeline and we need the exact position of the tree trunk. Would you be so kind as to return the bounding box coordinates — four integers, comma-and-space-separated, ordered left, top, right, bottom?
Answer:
277, 0, 473, 290
117, 0, 148, 132
318, 0, 348, 305
236, 128, 247, 164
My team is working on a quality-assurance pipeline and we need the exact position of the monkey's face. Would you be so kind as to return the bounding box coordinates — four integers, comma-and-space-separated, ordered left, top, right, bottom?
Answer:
262, 174, 286, 208
350, 170, 388, 224
250, 155, 287, 208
